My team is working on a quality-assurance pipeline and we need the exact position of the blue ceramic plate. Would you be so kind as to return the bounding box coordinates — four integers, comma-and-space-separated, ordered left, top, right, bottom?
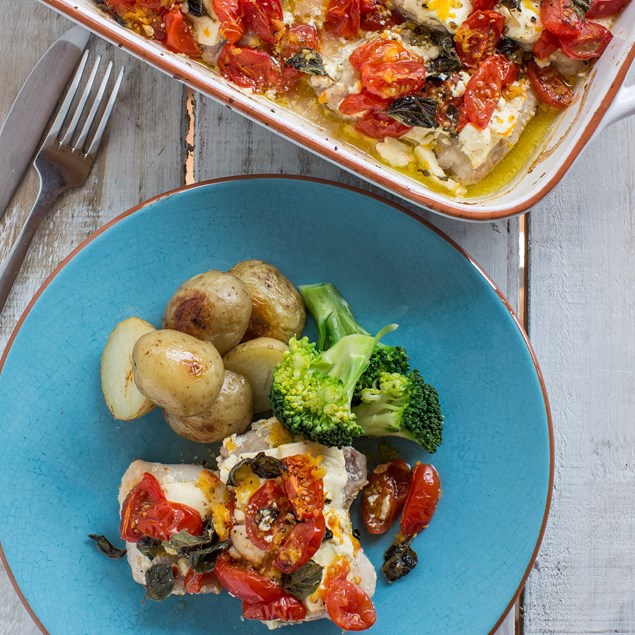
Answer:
0, 177, 552, 635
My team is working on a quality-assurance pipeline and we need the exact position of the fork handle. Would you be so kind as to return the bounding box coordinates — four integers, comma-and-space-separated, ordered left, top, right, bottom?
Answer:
0, 188, 60, 314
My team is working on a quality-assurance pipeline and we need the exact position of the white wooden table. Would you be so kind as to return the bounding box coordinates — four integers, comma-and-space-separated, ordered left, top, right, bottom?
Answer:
1, 5, 633, 634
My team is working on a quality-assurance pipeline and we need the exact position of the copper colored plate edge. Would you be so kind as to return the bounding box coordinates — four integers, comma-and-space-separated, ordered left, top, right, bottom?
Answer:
39, 0, 635, 221
0, 175, 554, 634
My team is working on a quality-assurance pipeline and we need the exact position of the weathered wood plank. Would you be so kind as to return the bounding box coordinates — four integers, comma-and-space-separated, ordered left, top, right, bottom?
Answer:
524, 102, 635, 632
0, 2, 187, 631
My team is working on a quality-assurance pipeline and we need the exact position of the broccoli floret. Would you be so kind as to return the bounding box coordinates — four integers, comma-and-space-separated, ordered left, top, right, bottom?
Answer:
270, 334, 382, 447
353, 370, 444, 453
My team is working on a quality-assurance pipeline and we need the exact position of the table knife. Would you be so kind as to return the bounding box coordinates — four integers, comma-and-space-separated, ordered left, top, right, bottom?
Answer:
0, 26, 90, 223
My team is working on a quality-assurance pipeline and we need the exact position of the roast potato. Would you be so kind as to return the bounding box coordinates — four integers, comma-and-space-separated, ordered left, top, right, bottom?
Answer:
228, 260, 305, 343
132, 329, 224, 417
163, 371, 253, 442
223, 337, 288, 413
101, 317, 156, 421
163, 270, 251, 355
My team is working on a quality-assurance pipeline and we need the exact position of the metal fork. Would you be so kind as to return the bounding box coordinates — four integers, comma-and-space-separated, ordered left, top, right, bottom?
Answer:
0, 51, 124, 311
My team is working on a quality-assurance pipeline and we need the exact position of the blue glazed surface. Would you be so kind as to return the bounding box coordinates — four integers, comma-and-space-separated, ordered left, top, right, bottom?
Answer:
0, 178, 550, 635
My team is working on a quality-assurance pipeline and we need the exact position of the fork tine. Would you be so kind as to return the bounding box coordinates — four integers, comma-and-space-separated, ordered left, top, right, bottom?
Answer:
43, 49, 89, 146
74, 60, 113, 153
60, 55, 101, 147
85, 67, 125, 158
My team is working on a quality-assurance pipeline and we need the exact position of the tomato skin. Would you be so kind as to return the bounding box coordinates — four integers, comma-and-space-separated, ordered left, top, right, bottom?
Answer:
324, 575, 377, 631
400, 463, 441, 537
215, 555, 285, 603
240, 0, 284, 44
349, 38, 411, 70
587, 0, 630, 17
361, 59, 427, 99
164, 7, 201, 57
324, 0, 361, 37
281, 454, 324, 520
454, 10, 506, 69
532, 29, 560, 60
354, 110, 411, 139
274, 514, 326, 573
242, 596, 308, 621
339, 91, 391, 115
279, 24, 319, 59
359, 0, 403, 30
213, 0, 246, 44
540, 0, 583, 37
245, 480, 292, 551
559, 21, 613, 60
218, 45, 282, 91
527, 60, 574, 108
472, 0, 497, 9
183, 570, 218, 594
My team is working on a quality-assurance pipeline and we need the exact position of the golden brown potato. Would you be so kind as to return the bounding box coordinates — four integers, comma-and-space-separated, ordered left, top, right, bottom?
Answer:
132, 329, 224, 417
223, 337, 288, 413
228, 260, 305, 344
163, 371, 253, 442
163, 270, 252, 355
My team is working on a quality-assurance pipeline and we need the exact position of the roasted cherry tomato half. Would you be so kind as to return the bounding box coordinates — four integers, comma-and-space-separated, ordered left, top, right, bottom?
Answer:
215, 555, 285, 603
274, 513, 326, 573
242, 596, 308, 621
359, 0, 403, 30
349, 38, 411, 70
453, 10, 506, 69
164, 7, 201, 57
183, 570, 218, 594
587, 0, 631, 17
213, 0, 246, 44
532, 29, 560, 60
527, 60, 574, 109
540, 0, 583, 37
324, 574, 377, 631
339, 91, 391, 115
240, 0, 284, 44
361, 59, 427, 99
471, 0, 497, 9
354, 109, 411, 139
245, 480, 292, 551
559, 21, 613, 60
281, 454, 325, 520
400, 463, 441, 537
279, 24, 319, 59
218, 45, 282, 92
324, 0, 361, 38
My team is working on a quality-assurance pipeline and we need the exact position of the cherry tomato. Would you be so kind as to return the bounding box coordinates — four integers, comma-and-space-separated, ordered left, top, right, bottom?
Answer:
361, 468, 397, 534
400, 463, 441, 536
324, 575, 377, 631
215, 555, 285, 603
532, 29, 560, 60
354, 110, 411, 139
279, 24, 319, 59
324, 0, 361, 38
462, 54, 512, 128
349, 38, 411, 70
242, 596, 308, 621
527, 60, 574, 108
164, 7, 200, 57
213, 0, 246, 44
245, 480, 292, 551
540, 0, 583, 37
339, 91, 391, 115
559, 21, 613, 60
240, 0, 284, 44
361, 59, 427, 99
218, 45, 282, 91
587, 0, 631, 17
454, 10, 506, 69
183, 570, 218, 594
274, 514, 326, 573
472, 0, 497, 9
281, 454, 324, 520
359, 0, 403, 30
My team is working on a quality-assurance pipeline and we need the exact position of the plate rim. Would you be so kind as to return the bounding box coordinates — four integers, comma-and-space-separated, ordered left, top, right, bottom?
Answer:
0, 174, 554, 635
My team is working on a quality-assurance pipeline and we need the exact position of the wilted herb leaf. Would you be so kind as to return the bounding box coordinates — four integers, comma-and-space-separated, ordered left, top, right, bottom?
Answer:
227, 452, 286, 485
137, 536, 164, 561
382, 535, 418, 583
145, 564, 175, 601
571, 0, 591, 17
188, 538, 231, 573
285, 49, 327, 76
88, 534, 126, 560
188, 0, 206, 16
167, 530, 213, 555
282, 561, 324, 600
501, 0, 521, 10
388, 96, 438, 129
497, 37, 524, 65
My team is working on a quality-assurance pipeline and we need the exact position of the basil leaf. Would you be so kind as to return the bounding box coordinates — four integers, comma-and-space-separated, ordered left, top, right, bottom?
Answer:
572, 0, 591, 17
497, 37, 524, 65
387, 96, 438, 129
88, 534, 126, 560
136, 536, 164, 561
382, 536, 418, 583
285, 49, 328, 76
188, 538, 231, 573
501, 0, 521, 10
166, 530, 213, 555
145, 564, 175, 601
227, 452, 286, 486
282, 561, 324, 600
426, 52, 462, 76
188, 0, 206, 16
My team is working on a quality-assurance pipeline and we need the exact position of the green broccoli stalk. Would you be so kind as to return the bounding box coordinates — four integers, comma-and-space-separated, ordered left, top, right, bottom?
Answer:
353, 370, 443, 453
270, 327, 394, 447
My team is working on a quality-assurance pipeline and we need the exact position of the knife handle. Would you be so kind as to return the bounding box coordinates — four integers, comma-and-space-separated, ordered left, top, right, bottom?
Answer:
0, 188, 59, 314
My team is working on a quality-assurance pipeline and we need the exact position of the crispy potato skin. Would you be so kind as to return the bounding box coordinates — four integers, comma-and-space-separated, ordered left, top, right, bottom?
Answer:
163, 271, 252, 355
163, 371, 253, 442
132, 329, 224, 417
228, 260, 305, 344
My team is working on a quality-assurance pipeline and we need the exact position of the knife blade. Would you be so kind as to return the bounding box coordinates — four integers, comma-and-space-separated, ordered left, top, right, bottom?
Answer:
0, 26, 90, 222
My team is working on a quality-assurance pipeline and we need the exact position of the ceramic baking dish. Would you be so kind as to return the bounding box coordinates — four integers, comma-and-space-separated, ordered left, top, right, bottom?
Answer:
40, 0, 635, 220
